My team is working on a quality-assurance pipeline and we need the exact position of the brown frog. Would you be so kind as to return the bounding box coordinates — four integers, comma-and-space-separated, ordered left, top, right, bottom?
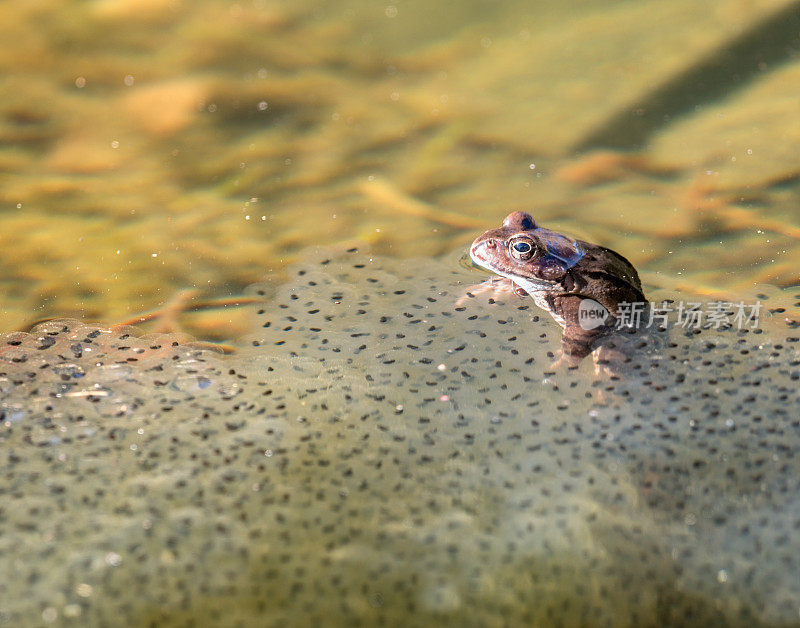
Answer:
469, 211, 647, 360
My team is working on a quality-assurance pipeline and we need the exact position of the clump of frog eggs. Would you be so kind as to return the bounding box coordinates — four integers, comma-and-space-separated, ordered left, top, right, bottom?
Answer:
0, 318, 234, 425
1, 253, 800, 626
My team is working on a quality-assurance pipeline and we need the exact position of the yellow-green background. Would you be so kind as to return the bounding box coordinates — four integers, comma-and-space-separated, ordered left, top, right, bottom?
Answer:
1, 0, 798, 337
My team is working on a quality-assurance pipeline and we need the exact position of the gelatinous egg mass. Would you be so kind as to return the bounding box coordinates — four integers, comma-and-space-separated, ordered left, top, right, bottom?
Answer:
1, 250, 798, 625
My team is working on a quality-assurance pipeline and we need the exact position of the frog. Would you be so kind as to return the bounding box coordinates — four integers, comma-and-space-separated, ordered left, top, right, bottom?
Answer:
468, 211, 647, 361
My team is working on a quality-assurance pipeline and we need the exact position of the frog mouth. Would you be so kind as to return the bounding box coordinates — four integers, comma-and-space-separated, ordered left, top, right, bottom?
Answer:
469, 243, 559, 293
496, 272, 558, 293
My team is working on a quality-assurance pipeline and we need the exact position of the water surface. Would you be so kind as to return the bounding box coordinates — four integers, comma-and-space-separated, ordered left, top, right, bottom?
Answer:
0, 0, 798, 331
1, 0, 800, 625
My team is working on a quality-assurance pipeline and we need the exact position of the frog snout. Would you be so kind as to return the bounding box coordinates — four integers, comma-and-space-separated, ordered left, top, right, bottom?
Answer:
469, 239, 496, 265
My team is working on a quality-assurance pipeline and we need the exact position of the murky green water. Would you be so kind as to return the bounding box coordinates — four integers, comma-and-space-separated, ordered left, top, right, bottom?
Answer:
1, 0, 800, 625
1, 0, 799, 331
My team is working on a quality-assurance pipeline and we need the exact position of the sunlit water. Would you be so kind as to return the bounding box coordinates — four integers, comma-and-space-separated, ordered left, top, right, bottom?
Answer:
1, 0, 800, 625
0, 0, 798, 330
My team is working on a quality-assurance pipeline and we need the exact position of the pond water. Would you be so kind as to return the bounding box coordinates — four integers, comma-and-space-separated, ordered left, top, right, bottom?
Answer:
1, 0, 799, 332
1, 0, 800, 625
1, 252, 799, 625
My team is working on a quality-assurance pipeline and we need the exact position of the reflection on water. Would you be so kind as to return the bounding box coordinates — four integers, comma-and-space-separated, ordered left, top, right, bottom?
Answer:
1, 0, 800, 624
0, 0, 798, 332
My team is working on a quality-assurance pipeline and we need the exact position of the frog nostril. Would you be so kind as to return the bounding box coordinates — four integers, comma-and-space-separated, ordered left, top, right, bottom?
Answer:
485, 240, 496, 249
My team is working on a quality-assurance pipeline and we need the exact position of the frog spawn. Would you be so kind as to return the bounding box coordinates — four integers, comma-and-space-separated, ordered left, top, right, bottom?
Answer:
0, 252, 799, 626
0, 319, 236, 427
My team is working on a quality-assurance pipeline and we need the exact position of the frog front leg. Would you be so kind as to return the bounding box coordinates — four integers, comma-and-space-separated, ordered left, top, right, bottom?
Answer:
456, 276, 528, 308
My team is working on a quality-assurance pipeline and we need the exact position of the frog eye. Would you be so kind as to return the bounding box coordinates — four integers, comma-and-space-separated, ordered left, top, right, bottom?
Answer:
509, 238, 536, 260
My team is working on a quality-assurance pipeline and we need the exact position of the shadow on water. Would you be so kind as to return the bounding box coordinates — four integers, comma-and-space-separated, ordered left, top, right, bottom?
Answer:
576, 1, 800, 150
